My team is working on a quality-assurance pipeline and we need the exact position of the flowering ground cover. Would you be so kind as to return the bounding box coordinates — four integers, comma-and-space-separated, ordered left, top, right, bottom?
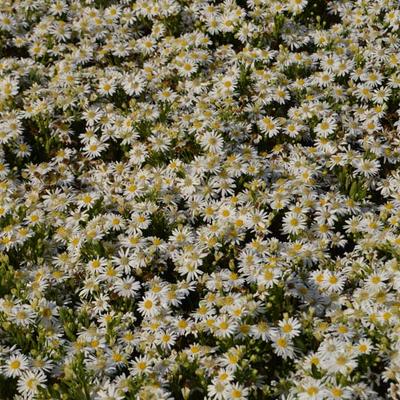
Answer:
0, 0, 400, 398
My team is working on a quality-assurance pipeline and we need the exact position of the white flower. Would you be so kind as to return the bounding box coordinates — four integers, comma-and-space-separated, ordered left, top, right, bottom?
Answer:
298, 378, 325, 400
353, 158, 380, 177
271, 335, 295, 359
138, 294, 159, 318
113, 277, 141, 298
130, 355, 152, 376
96, 383, 125, 400
98, 77, 117, 96
200, 131, 224, 153
279, 317, 301, 338
17, 370, 47, 397
258, 116, 281, 137
282, 212, 307, 235
1, 354, 29, 378
314, 117, 337, 137
224, 383, 249, 400
325, 352, 358, 374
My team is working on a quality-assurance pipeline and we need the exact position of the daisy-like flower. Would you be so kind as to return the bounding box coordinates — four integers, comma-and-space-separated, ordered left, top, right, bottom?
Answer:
365, 271, 388, 290
298, 378, 325, 400
250, 321, 277, 341
215, 317, 237, 338
258, 116, 281, 137
321, 271, 346, 293
258, 265, 282, 288
156, 330, 177, 351
219, 74, 238, 94
271, 335, 295, 359
17, 370, 47, 398
199, 131, 224, 153
225, 383, 249, 400
130, 355, 153, 377
178, 59, 197, 77
325, 351, 358, 375
353, 158, 380, 177
220, 346, 243, 372
1, 354, 29, 378
208, 379, 228, 400
355, 338, 373, 355
77, 191, 100, 209
326, 383, 353, 400
9, 305, 36, 327
83, 139, 108, 159
284, 120, 304, 138
96, 383, 125, 400
282, 212, 307, 235
279, 317, 301, 338
113, 277, 141, 298
287, 0, 308, 14
314, 117, 337, 137
138, 294, 159, 318
88, 257, 107, 275
98, 77, 117, 96
0, 77, 19, 98
121, 72, 146, 96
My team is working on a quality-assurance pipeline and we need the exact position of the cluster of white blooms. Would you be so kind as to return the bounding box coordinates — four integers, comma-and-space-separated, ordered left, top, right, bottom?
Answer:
0, 0, 400, 399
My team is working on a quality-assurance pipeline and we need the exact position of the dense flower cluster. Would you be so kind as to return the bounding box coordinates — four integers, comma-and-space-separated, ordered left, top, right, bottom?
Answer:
0, 0, 400, 398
